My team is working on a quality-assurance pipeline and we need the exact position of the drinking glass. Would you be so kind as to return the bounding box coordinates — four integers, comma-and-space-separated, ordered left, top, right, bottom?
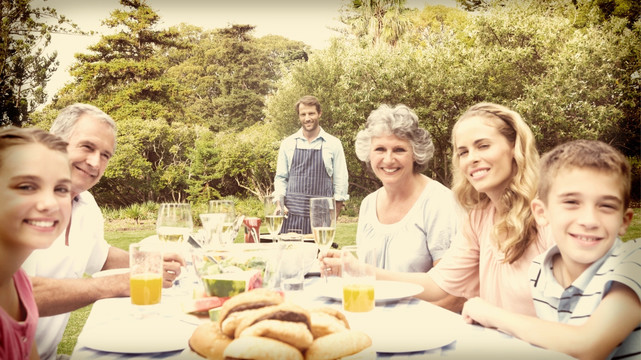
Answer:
129, 243, 163, 306
264, 194, 284, 240
208, 200, 236, 245
277, 242, 306, 292
341, 245, 376, 313
199, 212, 226, 248
156, 203, 193, 252
310, 197, 336, 283
129, 242, 163, 318
156, 203, 193, 292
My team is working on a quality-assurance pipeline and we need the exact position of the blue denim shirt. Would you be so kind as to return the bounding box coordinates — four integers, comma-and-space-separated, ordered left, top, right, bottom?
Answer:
274, 127, 349, 202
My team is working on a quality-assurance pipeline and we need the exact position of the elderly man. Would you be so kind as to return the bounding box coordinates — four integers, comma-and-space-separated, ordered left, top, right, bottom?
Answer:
22, 103, 184, 360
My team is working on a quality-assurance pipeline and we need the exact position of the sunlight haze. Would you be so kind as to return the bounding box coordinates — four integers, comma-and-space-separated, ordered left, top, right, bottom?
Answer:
39, 0, 457, 100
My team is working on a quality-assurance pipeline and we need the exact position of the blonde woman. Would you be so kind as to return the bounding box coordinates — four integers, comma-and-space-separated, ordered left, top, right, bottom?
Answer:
322, 102, 553, 315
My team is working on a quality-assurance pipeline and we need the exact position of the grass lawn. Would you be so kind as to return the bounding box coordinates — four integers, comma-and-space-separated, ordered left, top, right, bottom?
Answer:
58, 209, 640, 356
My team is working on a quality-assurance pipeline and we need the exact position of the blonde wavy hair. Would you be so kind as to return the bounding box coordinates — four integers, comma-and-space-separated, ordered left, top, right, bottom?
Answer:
450, 103, 540, 264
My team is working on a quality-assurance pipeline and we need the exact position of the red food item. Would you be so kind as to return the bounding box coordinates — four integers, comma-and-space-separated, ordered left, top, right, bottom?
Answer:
247, 271, 263, 290
185, 296, 230, 315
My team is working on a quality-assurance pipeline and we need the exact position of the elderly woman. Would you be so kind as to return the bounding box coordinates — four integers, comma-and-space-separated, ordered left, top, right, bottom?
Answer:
353, 104, 460, 273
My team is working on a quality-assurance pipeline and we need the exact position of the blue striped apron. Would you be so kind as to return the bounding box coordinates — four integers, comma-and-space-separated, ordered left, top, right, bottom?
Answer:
281, 138, 333, 234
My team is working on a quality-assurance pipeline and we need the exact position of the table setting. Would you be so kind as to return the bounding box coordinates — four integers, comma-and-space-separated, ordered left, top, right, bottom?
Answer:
70, 199, 573, 359
72, 273, 572, 359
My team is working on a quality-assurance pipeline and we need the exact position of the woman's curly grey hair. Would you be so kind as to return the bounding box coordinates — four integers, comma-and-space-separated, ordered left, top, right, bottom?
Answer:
355, 104, 434, 173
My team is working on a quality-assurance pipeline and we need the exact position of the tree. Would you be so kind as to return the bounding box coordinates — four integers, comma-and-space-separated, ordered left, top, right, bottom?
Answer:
52, 0, 188, 123
339, 0, 414, 46
167, 24, 309, 132
455, 0, 488, 11
267, 1, 639, 198
186, 122, 280, 204
39, 0, 193, 205
0, 0, 85, 126
456, 0, 641, 28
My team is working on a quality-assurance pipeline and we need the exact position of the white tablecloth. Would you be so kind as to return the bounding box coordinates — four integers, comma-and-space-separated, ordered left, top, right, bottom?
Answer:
71, 277, 572, 359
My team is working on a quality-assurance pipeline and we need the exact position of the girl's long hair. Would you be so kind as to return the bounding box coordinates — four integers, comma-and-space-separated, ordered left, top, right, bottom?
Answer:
450, 103, 539, 264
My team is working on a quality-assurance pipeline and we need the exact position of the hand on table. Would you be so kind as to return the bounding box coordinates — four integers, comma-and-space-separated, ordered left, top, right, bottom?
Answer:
461, 297, 501, 328
162, 252, 185, 288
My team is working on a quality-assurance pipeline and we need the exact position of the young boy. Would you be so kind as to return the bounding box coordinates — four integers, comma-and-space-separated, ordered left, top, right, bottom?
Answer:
461, 139, 640, 360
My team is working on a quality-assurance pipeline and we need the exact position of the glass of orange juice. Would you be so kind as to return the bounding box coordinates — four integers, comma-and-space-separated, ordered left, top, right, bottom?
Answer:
341, 245, 376, 313
129, 243, 163, 307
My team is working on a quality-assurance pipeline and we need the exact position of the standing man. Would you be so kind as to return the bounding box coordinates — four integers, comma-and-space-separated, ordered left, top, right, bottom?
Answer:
274, 95, 349, 234
21, 103, 184, 360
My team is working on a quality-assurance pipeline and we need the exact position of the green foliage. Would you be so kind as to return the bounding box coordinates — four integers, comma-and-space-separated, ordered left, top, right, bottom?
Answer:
267, 1, 640, 197
166, 24, 309, 132
186, 122, 280, 204
103, 201, 158, 222
26, 0, 640, 204
340, 0, 414, 46
456, 0, 641, 28
1, 0, 86, 126
42, 2, 308, 206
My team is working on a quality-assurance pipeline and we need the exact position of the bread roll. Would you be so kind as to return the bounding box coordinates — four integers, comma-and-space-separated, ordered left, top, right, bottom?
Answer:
304, 330, 372, 360
188, 321, 232, 360
223, 335, 304, 360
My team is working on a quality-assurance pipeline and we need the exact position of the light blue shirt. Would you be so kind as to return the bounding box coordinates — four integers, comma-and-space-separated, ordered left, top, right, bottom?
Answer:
274, 127, 349, 202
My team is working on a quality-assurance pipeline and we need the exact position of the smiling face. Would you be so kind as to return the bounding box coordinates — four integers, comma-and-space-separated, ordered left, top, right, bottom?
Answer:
298, 103, 321, 136
0, 143, 72, 251
454, 116, 515, 203
66, 115, 115, 196
532, 167, 633, 275
369, 133, 414, 186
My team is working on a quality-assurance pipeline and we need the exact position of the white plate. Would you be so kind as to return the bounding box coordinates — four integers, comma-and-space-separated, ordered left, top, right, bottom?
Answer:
346, 306, 458, 353
92, 268, 129, 278
78, 297, 197, 354
79, 314, 195, 353
323, 279, 423, 303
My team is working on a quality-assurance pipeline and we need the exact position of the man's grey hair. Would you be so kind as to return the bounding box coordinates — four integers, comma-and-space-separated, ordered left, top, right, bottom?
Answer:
50, 103, 117, 150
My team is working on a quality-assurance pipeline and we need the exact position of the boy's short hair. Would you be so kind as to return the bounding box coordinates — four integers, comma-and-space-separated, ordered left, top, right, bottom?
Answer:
538, 140, 631, 209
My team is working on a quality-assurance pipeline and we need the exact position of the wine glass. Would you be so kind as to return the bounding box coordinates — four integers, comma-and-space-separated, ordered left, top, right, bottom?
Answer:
310, 197, 336, 283
156, 203, 193, 293
156, 203, 193, 252
264, 194, 284, 241
208, 200, 236, 245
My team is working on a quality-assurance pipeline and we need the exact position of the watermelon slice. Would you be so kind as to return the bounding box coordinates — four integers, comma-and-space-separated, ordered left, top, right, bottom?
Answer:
201, 270, 262, 297
182, 296, 229, 315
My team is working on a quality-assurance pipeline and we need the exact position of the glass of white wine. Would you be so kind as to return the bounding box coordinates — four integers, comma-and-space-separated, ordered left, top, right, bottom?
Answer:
310, 197, 336, 283
264, 194, 284, 241
156, 203, 193, 292
156, 203, 193, 250
208, 200, 236, 245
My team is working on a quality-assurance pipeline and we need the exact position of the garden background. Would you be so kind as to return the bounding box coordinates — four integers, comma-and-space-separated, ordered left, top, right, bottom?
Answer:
3, 0, 640, 356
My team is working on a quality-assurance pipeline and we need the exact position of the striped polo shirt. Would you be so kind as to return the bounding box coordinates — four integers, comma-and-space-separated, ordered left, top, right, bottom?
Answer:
529, 238, 641, 360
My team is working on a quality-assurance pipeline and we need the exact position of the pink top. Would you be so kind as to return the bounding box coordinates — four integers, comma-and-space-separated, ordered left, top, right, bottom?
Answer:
0, 269, 39, 360
428, 205, 553, 316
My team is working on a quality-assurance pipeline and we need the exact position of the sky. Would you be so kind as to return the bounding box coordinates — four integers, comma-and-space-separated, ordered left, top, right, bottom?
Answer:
39, 0, 458, 99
